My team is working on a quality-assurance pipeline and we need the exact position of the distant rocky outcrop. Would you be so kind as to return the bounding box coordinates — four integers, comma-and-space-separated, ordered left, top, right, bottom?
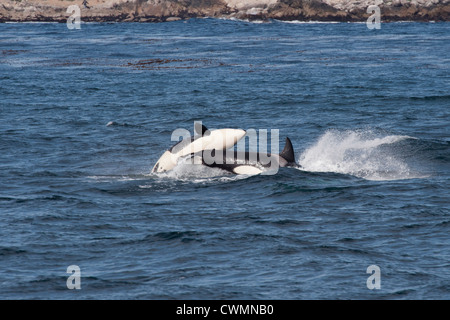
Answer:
1, 0, 449, 23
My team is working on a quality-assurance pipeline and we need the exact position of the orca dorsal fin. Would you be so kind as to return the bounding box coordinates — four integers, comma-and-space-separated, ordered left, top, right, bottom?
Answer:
279, 137, 296, 163
194, 122, 210, 137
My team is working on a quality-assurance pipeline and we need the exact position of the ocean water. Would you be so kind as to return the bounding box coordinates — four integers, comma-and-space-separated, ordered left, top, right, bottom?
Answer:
0, 19, 449, 300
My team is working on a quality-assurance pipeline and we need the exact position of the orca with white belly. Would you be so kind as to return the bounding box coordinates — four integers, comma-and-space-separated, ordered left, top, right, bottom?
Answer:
152, 123, 246, 173
200, 137, 300, 175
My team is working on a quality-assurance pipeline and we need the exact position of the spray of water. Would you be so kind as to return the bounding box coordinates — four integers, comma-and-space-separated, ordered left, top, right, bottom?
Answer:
298, 130, 421, 181
151, 156, 251, 184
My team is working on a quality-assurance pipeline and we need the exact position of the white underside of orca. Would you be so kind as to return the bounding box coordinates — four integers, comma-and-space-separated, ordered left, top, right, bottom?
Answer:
232, 165, 263, 175
152, 127, 246, 173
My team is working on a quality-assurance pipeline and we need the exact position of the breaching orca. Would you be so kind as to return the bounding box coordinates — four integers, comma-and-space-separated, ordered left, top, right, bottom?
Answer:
151, 123, 246, 173
200, 137, 299, 175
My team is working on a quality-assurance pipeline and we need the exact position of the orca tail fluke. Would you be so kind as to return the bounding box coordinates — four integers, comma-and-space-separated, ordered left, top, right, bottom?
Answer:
280, 137, 296, 164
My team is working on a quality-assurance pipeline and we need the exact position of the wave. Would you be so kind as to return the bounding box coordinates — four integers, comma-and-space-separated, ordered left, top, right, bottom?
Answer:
409, 95, 450, 101
276, 20, 341, 24
4, 21, 59, 24
87, 174, 149, 182
86, 163, 241, 188
298, 129, 426, 181
214, 17, 343, 24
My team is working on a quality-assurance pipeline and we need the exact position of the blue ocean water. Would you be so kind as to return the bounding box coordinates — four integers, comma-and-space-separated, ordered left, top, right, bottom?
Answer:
0, 19, 449, 300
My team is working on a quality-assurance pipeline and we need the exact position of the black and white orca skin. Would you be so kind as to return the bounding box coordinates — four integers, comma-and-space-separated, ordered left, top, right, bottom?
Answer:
152, 123, 246, 173
200, 137, 299, 175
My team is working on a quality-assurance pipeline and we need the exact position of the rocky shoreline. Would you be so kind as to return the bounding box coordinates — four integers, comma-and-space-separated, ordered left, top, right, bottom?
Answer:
1, 0, 449, 23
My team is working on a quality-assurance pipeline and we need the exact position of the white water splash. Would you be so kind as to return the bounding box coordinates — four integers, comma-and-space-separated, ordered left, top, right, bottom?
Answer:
87, 175, 149, 182
298, 130, 422, 181
150, 157, 249, 184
